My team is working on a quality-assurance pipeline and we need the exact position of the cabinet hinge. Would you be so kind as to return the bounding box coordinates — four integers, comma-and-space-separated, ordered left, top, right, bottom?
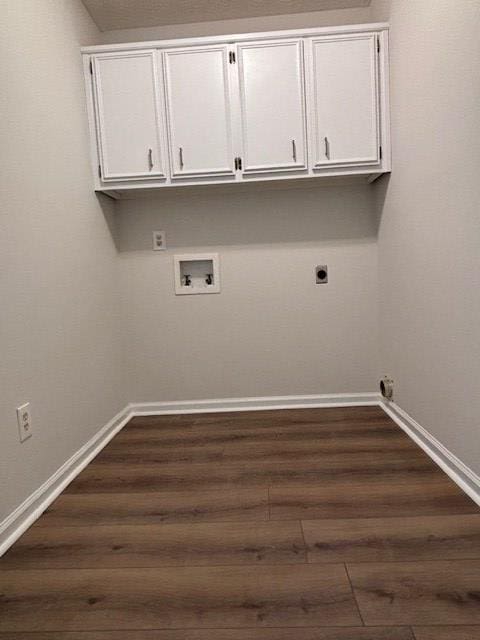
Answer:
379, 146, 383, 160
89, 59, 93, 74
229, 50, 236, 64
234, 157, 242, 171
98, 164, 102, 178
377, 38, 380, 54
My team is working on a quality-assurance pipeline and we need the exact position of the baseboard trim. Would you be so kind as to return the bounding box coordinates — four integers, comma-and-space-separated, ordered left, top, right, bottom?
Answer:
380, 399, 480, 507
129, 392, 379, 415
0, 405, 133, 557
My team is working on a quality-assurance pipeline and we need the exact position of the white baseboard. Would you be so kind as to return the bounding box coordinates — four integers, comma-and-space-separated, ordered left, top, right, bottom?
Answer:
0, 405, 133, 557
380, 399, 480, 507
129, 392, 380, 415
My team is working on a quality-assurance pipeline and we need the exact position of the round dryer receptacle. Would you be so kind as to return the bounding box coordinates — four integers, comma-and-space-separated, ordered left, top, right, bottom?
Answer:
315, 265, 328, 284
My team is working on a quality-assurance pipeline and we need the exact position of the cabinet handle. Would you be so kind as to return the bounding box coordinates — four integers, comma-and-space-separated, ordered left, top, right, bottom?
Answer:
148, 148, 153, 171
292, 139, 297, 163
324, 136, 330, 160
179, 147, 184, 170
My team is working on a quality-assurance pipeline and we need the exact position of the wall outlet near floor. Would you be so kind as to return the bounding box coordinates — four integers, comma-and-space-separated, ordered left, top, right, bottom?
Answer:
16, 402, 33, 442
152, 230, 166, 251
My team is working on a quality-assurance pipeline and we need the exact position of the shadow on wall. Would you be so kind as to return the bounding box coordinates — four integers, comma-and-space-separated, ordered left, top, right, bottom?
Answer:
113, 182, 378, 252
96, 191, 120, 250
373, 172, 391, 229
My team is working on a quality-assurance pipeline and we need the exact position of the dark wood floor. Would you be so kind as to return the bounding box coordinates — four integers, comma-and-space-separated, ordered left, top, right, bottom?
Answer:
1, 406, 480, 638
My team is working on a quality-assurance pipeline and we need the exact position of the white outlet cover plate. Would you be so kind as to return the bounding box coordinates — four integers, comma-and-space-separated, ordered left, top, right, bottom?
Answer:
16, 402, 33, 442
152, 230, 166, 251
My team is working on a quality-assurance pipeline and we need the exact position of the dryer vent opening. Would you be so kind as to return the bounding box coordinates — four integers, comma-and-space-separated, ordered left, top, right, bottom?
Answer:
380, 376, 394, 400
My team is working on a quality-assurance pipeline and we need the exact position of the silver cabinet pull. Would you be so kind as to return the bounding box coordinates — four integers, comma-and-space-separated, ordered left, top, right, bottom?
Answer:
179, 147, 184, 170
292, 139, 297, 163
324, 136, 330, 160
148, 148, 153, 171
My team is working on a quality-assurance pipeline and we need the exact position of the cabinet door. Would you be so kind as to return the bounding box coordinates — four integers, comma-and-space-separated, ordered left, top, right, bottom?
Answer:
92, 51, 166, 181
236, 39, 307, 174
163, 46, 235, 178
308, 34, 379, 168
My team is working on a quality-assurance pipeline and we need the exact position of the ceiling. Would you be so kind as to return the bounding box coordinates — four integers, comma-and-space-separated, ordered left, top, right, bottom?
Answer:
82, 0, 371, 32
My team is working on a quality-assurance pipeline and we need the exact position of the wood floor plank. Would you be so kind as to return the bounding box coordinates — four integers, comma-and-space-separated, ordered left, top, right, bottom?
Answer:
36, 488, 269, 527
1, 521, 306, 569
303, 514, 480, 563
270, 479, 478, 520
95, 444, 225, 465
189, 406, 391, 429
128, 407, 390, 430
412, 627, 480, 640
127, 414, 198, 429
114, 408, 398, 448
106, 427, 417, 459
0, 626, 415, 639
65, 456, 440, 494
111, 425, 402, 447
221, 435, 420, 464
63, 461, 263, 493
0, 564, 360, 631
348, 559, 480, 625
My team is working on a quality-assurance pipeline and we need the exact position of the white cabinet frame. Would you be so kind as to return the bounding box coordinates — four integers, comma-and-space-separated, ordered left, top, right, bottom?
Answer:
162, 45, 237, 179
91, 50, 168, 182
236, 39, 308, 174
306, 33, 380, 170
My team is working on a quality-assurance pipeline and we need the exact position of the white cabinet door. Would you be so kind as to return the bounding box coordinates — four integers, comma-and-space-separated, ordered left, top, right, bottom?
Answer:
92, 51, 166, 181
308, 34, 379, 169
236, 39, 307, 174
163, 45, 235, 178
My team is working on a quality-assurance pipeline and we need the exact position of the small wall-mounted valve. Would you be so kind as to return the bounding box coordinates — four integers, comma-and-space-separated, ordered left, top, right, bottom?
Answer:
205, 274, 213, 285
183, 274, 192, 287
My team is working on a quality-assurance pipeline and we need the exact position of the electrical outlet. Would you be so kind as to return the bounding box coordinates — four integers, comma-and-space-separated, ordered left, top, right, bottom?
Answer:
315, 265, 328, 284
16, 403, 33, 442
152, 230, 166, 251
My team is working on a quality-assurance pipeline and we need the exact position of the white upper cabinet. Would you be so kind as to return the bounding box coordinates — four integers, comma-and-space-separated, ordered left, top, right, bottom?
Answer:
307, 33, 379, 169
236, 39, 307, 173
163, 45, 235, 178
83, 24, 390, 194
92, 51, 166, 181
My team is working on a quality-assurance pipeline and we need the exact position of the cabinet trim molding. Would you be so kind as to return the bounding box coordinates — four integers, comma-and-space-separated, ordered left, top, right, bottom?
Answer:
81, 22, 389, 54
92, 50, 167, 182
163, 45, 236, 179
308, 32, 380, 170
236, 38, 308, 174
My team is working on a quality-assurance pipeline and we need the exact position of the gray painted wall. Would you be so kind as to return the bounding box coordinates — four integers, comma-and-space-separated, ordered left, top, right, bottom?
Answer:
99, 6, 374, 43
371, 0, 480, 475
116, 185, 379, 401
0, 0, 124, 523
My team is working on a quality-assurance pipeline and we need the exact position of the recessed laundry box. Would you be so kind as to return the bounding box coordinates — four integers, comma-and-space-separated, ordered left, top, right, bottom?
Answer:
174, 253, 220, 295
